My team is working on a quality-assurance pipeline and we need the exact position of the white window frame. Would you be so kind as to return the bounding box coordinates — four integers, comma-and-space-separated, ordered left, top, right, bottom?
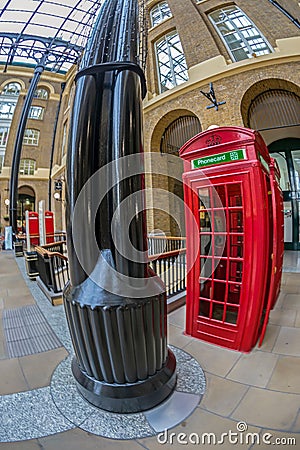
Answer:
155, 31, 189, 93
0, 101, 16, 119
19, 158, 36, 176
23, 129, 40, 146
0, 127, 9, 146
150, 1, 172, 27
209, 6, 273, 62
0, 154, 4, 173
61, 121, 68, 159
29, 106, 44, 120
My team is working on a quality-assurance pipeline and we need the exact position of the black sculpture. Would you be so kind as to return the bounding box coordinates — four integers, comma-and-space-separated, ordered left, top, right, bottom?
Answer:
63, 0, 177, 413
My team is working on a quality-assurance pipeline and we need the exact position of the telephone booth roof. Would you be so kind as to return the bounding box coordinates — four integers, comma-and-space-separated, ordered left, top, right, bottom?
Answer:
179, 126, 270, 165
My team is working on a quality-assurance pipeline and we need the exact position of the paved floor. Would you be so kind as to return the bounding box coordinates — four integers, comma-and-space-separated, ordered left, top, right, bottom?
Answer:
0, 250, 299, 449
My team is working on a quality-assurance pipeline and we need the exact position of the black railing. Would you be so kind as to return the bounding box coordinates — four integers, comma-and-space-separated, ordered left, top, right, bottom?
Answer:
35, 241, 69, 294
149, 248, 187, 298
31, 236, 186, 301
15, 231, 66, 252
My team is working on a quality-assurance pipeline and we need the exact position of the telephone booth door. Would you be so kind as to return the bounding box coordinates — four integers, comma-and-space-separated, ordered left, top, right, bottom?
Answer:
45, 211, 55, 243
185, 169, 271, 352
26, 211, 39, 247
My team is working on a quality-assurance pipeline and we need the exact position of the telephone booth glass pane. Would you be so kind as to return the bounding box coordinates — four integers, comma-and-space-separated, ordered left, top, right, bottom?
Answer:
198, 182, 244, 325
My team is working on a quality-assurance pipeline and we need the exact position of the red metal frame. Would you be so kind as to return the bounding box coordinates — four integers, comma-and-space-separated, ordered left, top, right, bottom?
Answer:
180, 126, 284, 352
45, 211, 55, 244
27, 211, 39, 246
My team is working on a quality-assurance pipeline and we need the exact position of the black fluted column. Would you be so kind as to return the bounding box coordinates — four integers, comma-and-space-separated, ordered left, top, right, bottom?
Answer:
63, 0, 176, 413
9, 64, 44, 235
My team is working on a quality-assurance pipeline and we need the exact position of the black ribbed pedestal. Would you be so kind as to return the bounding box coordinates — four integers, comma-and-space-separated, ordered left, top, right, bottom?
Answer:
63, 287, 177, 413
72, 349, 176, 413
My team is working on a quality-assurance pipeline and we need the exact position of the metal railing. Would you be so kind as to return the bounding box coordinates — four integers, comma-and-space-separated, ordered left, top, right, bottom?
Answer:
32, 235, 186, 301
35, 240, 69, 294
16, 231, 66, 251
149, 248, 187, 298
148, 235, 186, 256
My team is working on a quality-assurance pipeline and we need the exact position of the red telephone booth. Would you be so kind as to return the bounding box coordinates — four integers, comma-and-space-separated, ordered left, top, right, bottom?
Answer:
45, 211, 55, 243
26, 211, 39, 246
180, 126, 284, 352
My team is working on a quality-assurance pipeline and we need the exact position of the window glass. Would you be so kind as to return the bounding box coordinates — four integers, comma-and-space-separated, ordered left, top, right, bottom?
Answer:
155, 31, 188, 93
33, 88, 48, 100
19, 158, 36, 175
23, 129, 40, 145
2, 82, 21, 96
150, 1, 172, 27
271, 153, 290, 191
292, 150, 300, 191
0, 127, 9, 146
0, 101, 16, 119
0, 154, 4, 173
61, 121, 68, 159
209, 6, 273, 61
29, 106, 44, 120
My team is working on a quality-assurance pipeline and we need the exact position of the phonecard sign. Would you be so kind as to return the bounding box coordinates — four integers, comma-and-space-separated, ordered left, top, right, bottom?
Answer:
191, 149, 246, 169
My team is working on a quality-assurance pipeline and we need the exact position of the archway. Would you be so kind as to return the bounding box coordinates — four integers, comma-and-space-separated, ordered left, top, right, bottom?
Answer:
269, 138, 300, 250
241, 80, 300, 249
149, 112, 201, 236
17, 185, 35, 232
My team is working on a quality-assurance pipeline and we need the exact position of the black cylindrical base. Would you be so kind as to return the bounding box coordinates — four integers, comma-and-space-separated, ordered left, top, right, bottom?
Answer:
24, 251, 39, 279
72, 348, 177, 413
14, 242, 24, 257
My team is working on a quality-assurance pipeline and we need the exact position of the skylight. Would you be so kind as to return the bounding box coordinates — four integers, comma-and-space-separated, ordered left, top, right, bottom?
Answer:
0, 0, 103, 72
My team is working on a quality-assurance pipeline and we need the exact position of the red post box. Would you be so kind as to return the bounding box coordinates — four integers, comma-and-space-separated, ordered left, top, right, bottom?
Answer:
26, 211, 39, 247
180, 126, 284, 352
44, 211, 55, 243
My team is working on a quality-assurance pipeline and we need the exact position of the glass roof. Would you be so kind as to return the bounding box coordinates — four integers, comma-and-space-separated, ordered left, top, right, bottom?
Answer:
0, 0, 103, 73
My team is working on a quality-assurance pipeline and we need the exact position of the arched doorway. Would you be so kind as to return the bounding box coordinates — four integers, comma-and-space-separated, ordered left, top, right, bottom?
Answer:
268, 139, 300, 250
245, 86, 300, 249
17, 185, 35, 232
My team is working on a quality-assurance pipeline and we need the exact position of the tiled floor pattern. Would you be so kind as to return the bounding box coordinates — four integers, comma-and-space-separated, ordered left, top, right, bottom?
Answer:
0, 250, 299, 449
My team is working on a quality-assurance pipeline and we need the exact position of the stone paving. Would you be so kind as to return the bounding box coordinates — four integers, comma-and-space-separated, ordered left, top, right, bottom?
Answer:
0, 250, 299, 449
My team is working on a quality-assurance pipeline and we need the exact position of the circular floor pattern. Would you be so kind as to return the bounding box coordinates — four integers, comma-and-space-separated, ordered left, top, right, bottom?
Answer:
50, 345, 206, 440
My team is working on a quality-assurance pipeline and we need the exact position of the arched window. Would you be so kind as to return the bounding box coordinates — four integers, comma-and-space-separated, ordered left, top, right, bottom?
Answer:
19, 159, 36, 175
209, 6, 273, 62
155, 31, 188, 93
248, 90, 300, 131
160, 116, 201, 154
33, 88, 48, 100
150, 1, 172, 27
2, 82, 21, 96
23, 129, 40, 146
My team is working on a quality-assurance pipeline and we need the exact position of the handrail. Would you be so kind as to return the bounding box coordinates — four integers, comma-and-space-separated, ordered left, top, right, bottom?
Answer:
35, 245, 68, 261
34, 239, 186, 301
38, 240, 66, 250
148, 248, 186, 261
148, 236, 186, 241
